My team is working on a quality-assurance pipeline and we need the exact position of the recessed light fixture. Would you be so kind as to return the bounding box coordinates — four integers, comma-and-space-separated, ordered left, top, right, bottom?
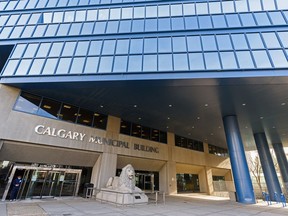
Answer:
167, 117, 170, 120
281, 103, 286, 106
138, 117, 142, 120
245, 126, 248, 128
166, 126, 169, 129
192, 126, 195, 129
218, 126, 221, 129
197, 117, 200, 120
134, 105, 137, 108
272, 126, 276, 129
188, 133, 191, 135
169, 104, 173, 107
204, 104, 208, 107
210, 133, 214, 136
260, 116, 264, 119
242, 103, 246, 106
100, 105, 104, 108
282, 133, 286, 136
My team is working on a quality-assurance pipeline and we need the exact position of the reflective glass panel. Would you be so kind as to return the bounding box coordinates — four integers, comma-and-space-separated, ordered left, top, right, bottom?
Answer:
196, 2, 208, 15
143, 55, 157, 72
106, 21, 119, 33
249, 0, 262, 11
75, 10, 86, 22
171, 4, 183, 16
98, 9, 109, 20
254, 13, 271, 25
56, 58, 72, 74
144, 38, 157, 53
184, 3, 195, 15
119, 20, 132, 33
45, 24, 58, 36
2, 60, 18, 76
49, 42, 64, 57
262, 32, 281, 48
235, 0, 248, 12
269, 50, 288, 68
146, 6, 157, 18
62, 42, 77, 56
212, 15, 227, 28
93, 22, 106, 34
189, 53, 205, 70
132, 19, 144, 32
17, 14, 30, 25
277, 32, 288, 47
29, 59, 45, 75
102, 40, 116, 55
202, 35, 217, 51
130, 39, 143, 54
216, 35, 232, 50
158, 5, 170, 17
87, 10, 97, 21
145, 19, 157, 32
220, 52, 238, 69
122, 8, 132, 19
236, 51, 254, 68
57, 23, 70, 36
14, 92, 41, 114
198, 16, 212, 28
128, 55, 142, 72
110, 8, 121, 20
64, 11, 75, 22
158, 18, 171, 31
21, 26, 35, 38
84, 57, 99, 73
88, 41, 102, 55
15, 59, 32, 75
33, 25, 47, 37
159, 37, 172, 53
204, 53, 221, 70
11, 44, 27, 59
209, 2, 221, 14
116, 39, 129, 54
240, 13, 256, 26
172, 37, 187, 53
69, 23, 82, 35
42, 58, 58, 74
187, 36, 202, 52
70, 57, 85, 74
134, 7, 145, 18
159, 54, 173, 71
185, 17, 198, 29
226, 14, 241, 27
252, 50, 271, 68
269, 11, 286, 25
113, 56, 128, 72
246, 33, 264, 49
23, 44, 38, 58
222, 1, 235, 13
98, 56, 113, 73
75, 41, 89, 56
38, 98, 61, 119
171, 17, 185, 30
81, 22, 94, 35
173, 54, 189, 71
231, 34, 248, 50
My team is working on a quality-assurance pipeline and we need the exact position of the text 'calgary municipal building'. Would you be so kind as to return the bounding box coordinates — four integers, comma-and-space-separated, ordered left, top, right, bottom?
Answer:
1, 0, 288, 204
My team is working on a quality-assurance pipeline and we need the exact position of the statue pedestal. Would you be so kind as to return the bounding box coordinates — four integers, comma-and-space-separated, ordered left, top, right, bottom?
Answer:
96, 188, 148, 205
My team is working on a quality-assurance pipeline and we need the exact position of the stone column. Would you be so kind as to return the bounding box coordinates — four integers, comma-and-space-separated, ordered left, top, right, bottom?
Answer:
223, 115, 255, 204
254, 133, 282, 200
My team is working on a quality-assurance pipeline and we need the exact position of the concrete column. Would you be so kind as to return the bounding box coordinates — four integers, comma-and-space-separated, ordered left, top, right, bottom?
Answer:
272, 143, 288, 192
204, 167, 213, 195
254, 133, 282, 200
90, 152, 117, 189
167, 161, 177, 194
159, 163, 167, 193
223, 115, 255, 204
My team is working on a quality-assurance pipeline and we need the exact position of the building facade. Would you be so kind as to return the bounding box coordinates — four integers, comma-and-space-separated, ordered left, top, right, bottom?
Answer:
0, 0, 288, 204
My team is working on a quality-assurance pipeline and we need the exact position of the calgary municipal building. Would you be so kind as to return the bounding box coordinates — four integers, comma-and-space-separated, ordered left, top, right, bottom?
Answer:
1, 0, 288, 204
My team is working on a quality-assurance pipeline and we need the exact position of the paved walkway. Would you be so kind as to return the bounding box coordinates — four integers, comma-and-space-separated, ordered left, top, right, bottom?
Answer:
1, 194, 287, 216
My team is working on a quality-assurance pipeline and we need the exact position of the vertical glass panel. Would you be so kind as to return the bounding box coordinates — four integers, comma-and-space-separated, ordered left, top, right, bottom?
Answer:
196, 3, 208, 15
93, 22, 107, 34
146, 6, 157, 18
42, 58, 58, 74
93, 113, 107, 130
212, 15, 227, 28
38, 98, 61, 119
187, 36, 202, 52
235, 0, 248, 12
70, 57, 85, 74
262, 32, 281, 48
87, 10, 97, 21
173, 54, 189, 71
269, 50, 288, 68
158, 54, 173, 71
184, 17, 198, 29
269, 11, 286, 25
78, 0, 89, 5
150, 129, 159, 142
75, 41, 89, 56
62, 42, 76, 56
231, 34, 249, 50
202, 36, 217, 51
64, 11, 75, 22
198, 16, 212, 28
77, 108, 94, 126
113, 56, 128, 72
209, 2, 221, 14
102, 40, 116, 55
122, 8, 132, 19
59, 103, 78, 123
16, 0, 28, 9
45, 24, 58, 36
28, 13, 41, 24
131, 124, 141, 138
252, 50, 272, 68
183, 3, 195, 15
220, 52, 238, 69
226, 52, 245, 68
240, 13, 256, 26
222, 1, 235, 13
6, 15, 19, 26
159, 37, 172, 53
56, 58, 72, 74
84, 57, 99, 73
249, 0, 262, 11
254, 12, 271, 25
106, 21, 119, 33
10, 26, 24, 38
26, 0, 37, 9
21, 26, 35, 38
132, 19, 144, 32
119, 20, 132, 33
134, 7, 145, 18
43, 13, 52, 23
246, 33, 265, 49
98, 56, 113, 73
116, 39, 129, 54
88, 41, 102, 55
171, 17, 185, 30
75, 10, 86, 22
0, 2, 7, 10
172, 37, 187, 52
263, 0, 276, 10
98, 9, 109, 20
226, 14, 242, 27
81, 22, 94, 35
33, 25, 47, 37
36, 0, 48, 8
143, 55, 157, 72
0, 27, 13, 39
46, 0, 57, 7
128, 55, 142, 72
23, 44, 38, 58
145, 19, 157, 32
2, 60, 19, 76
171, 4, 183, 16
54, 12, 64, 23
216, 35, 232, 50
158, 5, 170, 17
277, 32, 288, 47
11, 44, 27, 59
57, 23, 70, 36
276, 0, 288, 9
144, 38, 157, 53
17, 14, 30, 25
188, 53, 205, 70
5, 1, 17, 10
14, 92, 41, 114
158, 18, 171, 31
28, 59, 45, 75
130, 39, 143, 54
67, 0, 79, 6
69, 23, 82, 35
57, 0, 68, 7
110, 8, 121, 20
204, 53, 221, 70
0, 15, 9, 27
15, 59, 32, 75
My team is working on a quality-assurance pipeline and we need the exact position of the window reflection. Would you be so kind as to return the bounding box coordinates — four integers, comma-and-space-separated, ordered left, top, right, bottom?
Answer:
14, 92, 41, 114
38, 98, 61, 119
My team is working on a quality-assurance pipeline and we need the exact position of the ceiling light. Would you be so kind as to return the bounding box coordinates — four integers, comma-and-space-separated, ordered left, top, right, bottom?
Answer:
134, 105, 137, 108
281, 103, 286, 106
188, 133, 191, 135
218, 126, 221, 129
272, 126, 276, 129
197, 117, 200, 120
43, 105, 51, 109
210, 133, 214, 136
94, 113, 100, 116
260, 117, 264, 119
242, 103, 246, 106
245, 126, 248, 128
166, 126, 169, 129
204, 104, 208, 107
100, 105, 104, 108
138, 117, 141, 120
192, 126, 195, 128
167, 117, 170, 120
63, 105, 71, 109
169, 104, 172, 107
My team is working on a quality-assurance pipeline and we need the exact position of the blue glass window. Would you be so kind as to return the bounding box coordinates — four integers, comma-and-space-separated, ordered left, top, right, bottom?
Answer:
70, 57, 85, 74
29, 59, 45, 75
145, 19, 157, 32
75, 41, 89, 56
183, 3, 195, 15
220, 52, 238, 69
240, 13, 256, 27
254, 13, 271, 25
84, 57, 99, 73
93, 22, 107, 34
67, 0, 78, 6
0, 27, 13, 39
159, 54, 172, 71
143, 55, 157, 72
116, 39, 129, 55
36, 43, 51, 57
10, 26, 24, 38
26, 0, 37, 9
189, 53, 205, 70
7, 15, 19, 26
110, 8, 121, 20
173, 54, 189, 71
185, 17, 198, 29
46, 0, 57, 7
99, 56, 113, 73
64, 11, 75, 22
14, 92, 41, 114
17, 14, 30, 25
122, 8, 132, 19
45, 24, 58, 37
158, 18, 171, 31
216, 35, 232, 50
62, 42, 76, 56
172, 37, 187, 53
198, 16, 212, 28
144, 38, 157, 53
212, 15, 227, 28
231, 34, 249, 50
16, 0, 28, 9
56, 58, 72, 74
106, 21, 119, 33
222, 1, 235, 13
128, 55, 142, 72
21, 26, 35, 38
113, 56, 128, 72
202, 36, 217, 51
88, 41, 102, 55
98, 9, 109, 20
11, 44, 27, 59
32, 25, 46, 37
262, 0, 276, 10
235, 0, 248, 12
171, 4, 183, 16
269, 11, 286, 25
252, 51, 272, 68
132, 20, 144, 32
276, 0, 288, 9
57, 0, 68, 7
130, 39, 143, 54
81, 22, 94, 35
87, 10, 97, 21
0, 15, 9, 26
269, 50, 288, 68
54, 12, 64, 23
209, 2, 221, 14
49, 42, 64, 57
158, 5, 170, 17
119, 20, 132, 33
134, 7, 145, 18
102, 40, 116, 55
24, 43, 38, 58
2, 60, 18, 76
57, 23, 70, 36
15, 59, 32, 75
159, 37, 172, 53
69, 23, 82, 35
75, 10, 86, 22
187, 36, 202, 52
246, 33, 264, 49
204, 53, 221, 70
171, 17, 185, 30
262, 32, 281, 48
226, 14, 241, 27
28, 13, 41, 24
278, 32, 288, 47
146, 6, 157, 18
249, 0, 262, 11
196, 2, 208, 15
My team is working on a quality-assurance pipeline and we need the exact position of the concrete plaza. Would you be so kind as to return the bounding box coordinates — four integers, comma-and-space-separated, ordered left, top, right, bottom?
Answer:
1, 194, 287, 216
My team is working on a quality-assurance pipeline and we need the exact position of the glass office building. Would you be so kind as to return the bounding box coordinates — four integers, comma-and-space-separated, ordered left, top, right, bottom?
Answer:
0, 0, 288, 204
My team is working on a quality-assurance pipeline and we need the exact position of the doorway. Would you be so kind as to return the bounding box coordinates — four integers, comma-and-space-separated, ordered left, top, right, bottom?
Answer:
2, 165, 81, 201
135, 173, 154, 192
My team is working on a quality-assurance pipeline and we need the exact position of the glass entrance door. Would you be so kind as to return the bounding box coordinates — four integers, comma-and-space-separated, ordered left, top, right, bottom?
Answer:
1, 165, 81, 201
135, 173, 154, 192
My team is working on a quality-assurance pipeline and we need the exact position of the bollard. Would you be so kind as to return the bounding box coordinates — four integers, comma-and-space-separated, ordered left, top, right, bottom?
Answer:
280, 193, 286, 207
274, 192, 279, 204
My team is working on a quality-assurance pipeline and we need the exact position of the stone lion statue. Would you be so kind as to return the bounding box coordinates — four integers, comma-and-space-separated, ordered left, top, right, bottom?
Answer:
106, 164, 142, 193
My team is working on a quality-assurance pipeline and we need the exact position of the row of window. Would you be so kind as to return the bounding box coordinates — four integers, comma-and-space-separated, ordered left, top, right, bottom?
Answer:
120, 120, 167, 144
14, 92, 108, 130
175, 135, 204, 152
208, 144, 228, 157
1, 0, 287, 14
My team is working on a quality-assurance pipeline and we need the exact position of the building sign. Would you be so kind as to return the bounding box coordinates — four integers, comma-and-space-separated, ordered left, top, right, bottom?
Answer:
34, 125, 159, 153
